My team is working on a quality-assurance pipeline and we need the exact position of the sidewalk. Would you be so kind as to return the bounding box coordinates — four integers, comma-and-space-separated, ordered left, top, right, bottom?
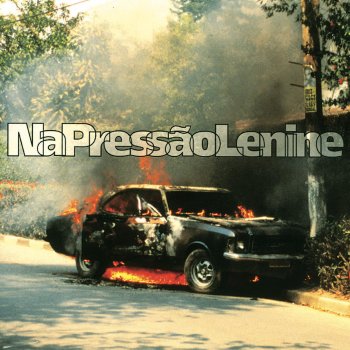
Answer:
285, 288, 350, 317
1, 233, 349, 316
0, 233, 51, 250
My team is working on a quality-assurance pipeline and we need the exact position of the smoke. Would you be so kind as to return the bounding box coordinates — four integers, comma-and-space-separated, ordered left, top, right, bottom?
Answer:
195, 0, 303, 125
166, 216, 184, 256
0, 0, 311, 236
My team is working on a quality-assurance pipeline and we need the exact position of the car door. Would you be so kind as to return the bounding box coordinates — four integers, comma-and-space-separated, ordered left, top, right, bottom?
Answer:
100, 189, 168, 258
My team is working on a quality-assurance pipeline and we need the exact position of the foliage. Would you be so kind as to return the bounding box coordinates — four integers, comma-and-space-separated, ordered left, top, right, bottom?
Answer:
145, 2, 302, 128
306, 217, 350, 295
175, 0, 349, 109
0, 182, 47, 239
2, 1, 304, 132
172, 0, 220, 21
145, 15, 206, 128
258, 0, 349, 109
0, 0, 82, 122
29, 25, 114, 128
0, 131, 35, 181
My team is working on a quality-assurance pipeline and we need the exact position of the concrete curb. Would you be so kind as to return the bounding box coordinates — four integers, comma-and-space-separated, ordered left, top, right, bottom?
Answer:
0, 233, 51, 250
285, 289, 350, 317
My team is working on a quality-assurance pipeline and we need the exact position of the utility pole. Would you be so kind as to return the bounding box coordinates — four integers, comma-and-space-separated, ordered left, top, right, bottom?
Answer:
301, 0, 327, 237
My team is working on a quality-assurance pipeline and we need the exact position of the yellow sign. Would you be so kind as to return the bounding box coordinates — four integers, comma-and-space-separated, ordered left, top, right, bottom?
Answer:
304, 65, 317, 112
304, 86, 317, 112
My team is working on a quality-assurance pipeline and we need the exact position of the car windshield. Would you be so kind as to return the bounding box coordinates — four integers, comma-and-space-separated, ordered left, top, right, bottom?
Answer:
165, 190, 237, 218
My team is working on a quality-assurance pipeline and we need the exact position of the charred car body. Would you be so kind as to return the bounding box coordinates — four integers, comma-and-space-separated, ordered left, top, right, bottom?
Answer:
46, 185, 307, 293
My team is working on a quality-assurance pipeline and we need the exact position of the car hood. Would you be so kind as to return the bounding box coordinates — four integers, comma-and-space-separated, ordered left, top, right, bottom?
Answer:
183, 215, 307, 236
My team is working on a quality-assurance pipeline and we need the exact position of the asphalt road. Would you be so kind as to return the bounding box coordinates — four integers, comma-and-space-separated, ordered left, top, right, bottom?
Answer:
1, 240, 349, 350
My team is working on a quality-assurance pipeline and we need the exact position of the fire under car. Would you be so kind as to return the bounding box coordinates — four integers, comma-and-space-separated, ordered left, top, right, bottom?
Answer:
46, 185, 307, 293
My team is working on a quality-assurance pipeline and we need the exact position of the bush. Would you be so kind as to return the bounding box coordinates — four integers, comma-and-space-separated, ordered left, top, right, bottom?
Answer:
306, 218, 350, 296
0, 181, 49, 239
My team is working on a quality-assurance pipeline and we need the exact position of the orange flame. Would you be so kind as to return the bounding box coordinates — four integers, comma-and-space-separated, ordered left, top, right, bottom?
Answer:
60, 188, 103, 225
235, 205, 255, 219
138, 157, 171, 185
60, 199, 79, 216
250, 275, 260, 283
103, 265, 187, 286
82, 189, 104, 214
171, 205, 255, 219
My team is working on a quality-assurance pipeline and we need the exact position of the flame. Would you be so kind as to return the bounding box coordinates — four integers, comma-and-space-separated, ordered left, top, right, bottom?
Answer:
171, 205, 255, 219
210, 212, 223, 217
61, 199, 79, 216
235, 205, 255, 219
60, 188, 103, 225
138, 157, 171, 185
82, 189, 104, 214
250, 275, 260, 283
197, 209, 205, 217
175, 208, 183, 215
103, 264, 187, 286
60, 199, 80, 224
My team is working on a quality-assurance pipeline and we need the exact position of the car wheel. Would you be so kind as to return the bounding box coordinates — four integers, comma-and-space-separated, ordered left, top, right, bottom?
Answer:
75, 250, 106, 278
184, 249, 221, 293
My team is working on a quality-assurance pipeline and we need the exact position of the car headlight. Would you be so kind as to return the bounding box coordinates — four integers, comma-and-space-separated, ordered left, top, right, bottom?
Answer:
227, 238, 247, 253
236, 240, 245, 251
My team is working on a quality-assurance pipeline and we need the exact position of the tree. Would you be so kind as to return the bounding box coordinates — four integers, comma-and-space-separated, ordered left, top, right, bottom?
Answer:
173, 0, 349, 109
154, 1, 303, 129
172, 0, 220, 21
258, 1, 349, 236
0, 0, 82, 122
259, 0, 349, 109
29, 25, 114, 129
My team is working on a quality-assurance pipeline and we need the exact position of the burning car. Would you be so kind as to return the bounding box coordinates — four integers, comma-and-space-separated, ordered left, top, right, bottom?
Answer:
46, 185, 307, 293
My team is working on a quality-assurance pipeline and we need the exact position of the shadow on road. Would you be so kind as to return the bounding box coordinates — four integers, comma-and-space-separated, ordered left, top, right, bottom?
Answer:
0, 332, 332, 350
0, 263, 335, 350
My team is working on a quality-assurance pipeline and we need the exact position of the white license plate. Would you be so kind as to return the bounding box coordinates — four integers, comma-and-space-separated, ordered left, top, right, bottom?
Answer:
269, 261, 291, 268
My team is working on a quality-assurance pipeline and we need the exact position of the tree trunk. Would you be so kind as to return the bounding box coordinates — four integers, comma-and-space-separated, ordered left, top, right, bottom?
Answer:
301, 0, 327, 237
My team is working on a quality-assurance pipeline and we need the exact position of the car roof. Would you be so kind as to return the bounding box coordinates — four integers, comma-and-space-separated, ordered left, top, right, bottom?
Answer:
112, 184, 230, 193
98, 185, 231, 209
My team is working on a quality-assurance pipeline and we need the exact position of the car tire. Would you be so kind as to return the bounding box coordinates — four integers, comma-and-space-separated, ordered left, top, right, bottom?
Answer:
184, 249, 221, 293
75, 250, 106, 278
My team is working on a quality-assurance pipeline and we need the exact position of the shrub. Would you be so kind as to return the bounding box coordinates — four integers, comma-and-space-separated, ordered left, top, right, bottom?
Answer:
306, 218, 350, 296
0, 182, 48, 239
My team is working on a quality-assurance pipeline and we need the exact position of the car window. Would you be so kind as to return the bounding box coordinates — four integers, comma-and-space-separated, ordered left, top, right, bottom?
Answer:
103, 191, 139, 215
102, 189, 165, 216
166, 190, 237, 217
136, 190, 164, 217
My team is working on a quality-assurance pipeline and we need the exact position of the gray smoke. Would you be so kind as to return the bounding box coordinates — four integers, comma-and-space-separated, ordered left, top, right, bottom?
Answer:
0, 0, 309, 237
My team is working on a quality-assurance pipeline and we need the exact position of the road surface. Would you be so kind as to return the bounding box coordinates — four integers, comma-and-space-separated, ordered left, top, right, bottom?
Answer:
0, 238, 349, 349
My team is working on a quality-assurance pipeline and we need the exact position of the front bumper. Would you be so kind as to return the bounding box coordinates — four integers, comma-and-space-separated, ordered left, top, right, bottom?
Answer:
223, 252, 304, 262
222, 252, 305, 279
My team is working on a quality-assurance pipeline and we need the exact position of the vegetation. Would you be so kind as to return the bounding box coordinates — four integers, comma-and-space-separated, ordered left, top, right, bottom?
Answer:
0, 0, 82, 122
306, 217, 350, 295
173, 0, 349, 109
259, 0, 349, 109
172, 0, 220, 21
